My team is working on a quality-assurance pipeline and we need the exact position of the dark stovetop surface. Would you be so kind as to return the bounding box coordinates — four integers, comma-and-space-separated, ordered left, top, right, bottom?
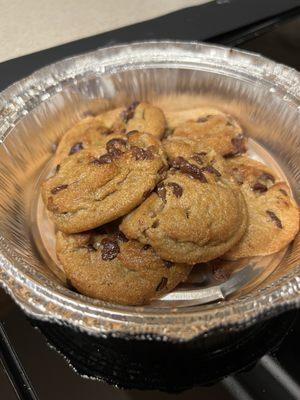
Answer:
1, 1, 300, 399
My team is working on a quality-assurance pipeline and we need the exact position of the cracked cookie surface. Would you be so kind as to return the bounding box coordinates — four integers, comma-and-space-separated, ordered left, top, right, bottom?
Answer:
120, 150, 248, 264
224, 156, 299, 259
42, 131, 167, 233
57, 229, 191, 305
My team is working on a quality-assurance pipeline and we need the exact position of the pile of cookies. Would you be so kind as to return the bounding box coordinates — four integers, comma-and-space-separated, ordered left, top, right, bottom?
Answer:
42, 102, 299, 305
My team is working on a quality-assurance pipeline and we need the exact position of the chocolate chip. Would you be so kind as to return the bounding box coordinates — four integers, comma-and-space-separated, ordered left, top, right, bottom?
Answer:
259, 172, 275, 183
156, 277, 168, 291
51, 184, 68, 194
201, 165, 221, 177
156, 182, 166, 201
55, 164, 60, 173
171, 157, 208, 183
120, 101, 139, 122
101, 238, 120, 260
231, 134, 247, 155
163, 260, 174, 268
92, 154, 112, 165
116, 231, 129, 242
266, 210, 283, 229
152, 220, 159, 228
69, 142, 83, 155
252, 182, 268, 193
106, 138, 127, 157
167, 182, 183, 198
191, 152, 207, 165
142, 244, 151, 251
131, 146, 154, 161
142, 189, 153, 199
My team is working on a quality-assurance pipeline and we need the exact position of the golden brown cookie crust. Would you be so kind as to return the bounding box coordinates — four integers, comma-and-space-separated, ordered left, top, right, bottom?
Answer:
42, 131, 167, 233
54, 117, 124, 164
57, 230, 191, 305
120, 151, 248, 264
224, 156, 299, 259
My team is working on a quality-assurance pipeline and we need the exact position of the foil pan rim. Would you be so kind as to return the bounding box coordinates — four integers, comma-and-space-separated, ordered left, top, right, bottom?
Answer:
0, 41, 300, 341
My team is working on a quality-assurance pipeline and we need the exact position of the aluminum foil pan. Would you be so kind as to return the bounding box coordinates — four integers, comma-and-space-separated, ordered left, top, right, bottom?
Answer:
0, 41, 300, 342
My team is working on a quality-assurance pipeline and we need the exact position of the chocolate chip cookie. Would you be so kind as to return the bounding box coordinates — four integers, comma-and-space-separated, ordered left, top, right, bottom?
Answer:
42, 131, 167, 233
57, 230, 192, 305
164, 107, 246, 156
55, 116, 124, 163
224, 156, 299, 259
120, 151, 248, 264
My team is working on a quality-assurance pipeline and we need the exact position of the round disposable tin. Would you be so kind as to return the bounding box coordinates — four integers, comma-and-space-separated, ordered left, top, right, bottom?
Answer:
0, 41, 300, 341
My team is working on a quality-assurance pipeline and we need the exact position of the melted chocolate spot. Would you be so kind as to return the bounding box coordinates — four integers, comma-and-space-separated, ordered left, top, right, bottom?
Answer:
106, 138, 127, 156
69, 142, 83, 155
116, 231, 129, 243
266, 210, 283, 229
167, 182, 183, 198
163, 260, 174, 268
131, 146, 154, 161
252, 182, 268, 193
156, 277, 168, 291
51, 184, 68, 194
156, 182, 166, 201
201, 165, 221, 177
171, 157, 208, 183
92, 154, 112, 165
55, 164, 60, 173
142, 244, 151, 251
101, 238, 120, 260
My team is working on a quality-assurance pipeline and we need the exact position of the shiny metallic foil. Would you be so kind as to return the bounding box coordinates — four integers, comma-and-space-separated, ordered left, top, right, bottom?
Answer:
0, 42, 300, 341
